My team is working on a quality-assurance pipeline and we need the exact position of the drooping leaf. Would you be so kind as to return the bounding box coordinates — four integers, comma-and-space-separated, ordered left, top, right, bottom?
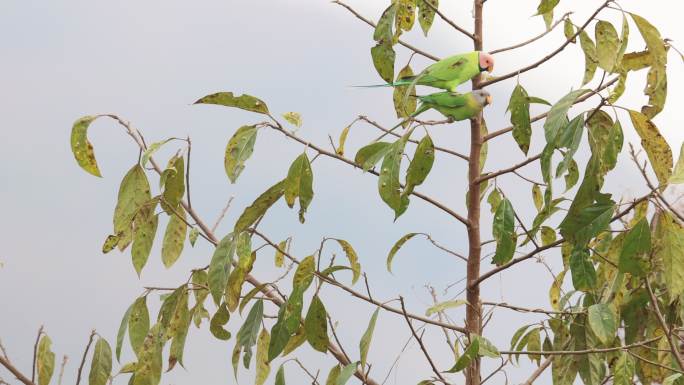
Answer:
226, 235, 256, 311
235, 181, 285, 233
236, 300, 264, 363
541, 226, 557, 247
36, 335, 55, 385
282, 112, 302, 128
102, 234, 119, 254
282, 325, 307, 356
284, 153, 314, 223
161, 206, 187, 268
508, 84, 532, 155
536, 0, 559, 15
570, 248, 597, 291
618, 218, 651, 276
274, 240, 287, 268
89, 338, 113, 385
404, 134, 434, 196
595, 21, 620, 72
70, 115, 102, 177
446, 338, 479, 373
194, 92, 269, 114
275, 365, 286, 385
337, 125, 351, 156
208, 233, 235, 305
336, 362, 359, 385
487, 188, 502, 213
655, 212, 684, 300
417, 0, 438, 36
555, 114, 585, 177
395, 0, 416, 32
355, 142, 392, 172
326, 365, 341, 385
631, 13, 668, 118
393, 64, 417, 120
116, 304, 133, 361
293, 255, 315, 291
304, 295, 329, 353
168, 293, 192, 370
225, 125, 258, 183
532, 184, 543, 212
132, 199, 159, 275
371, 42, 396, 83
188, 228, 199, 246
255, 329, 271, 385
587, 304, 617, 344
564, 18, 575, 42
628, 110, 673, 187
492, 198, 516, 266
544, 89, 588, 144
579, 30, 598, 85
132, 323, 163, 385
359, 308, 379, 369
379, 135, 409, 216
161, 156, 185, 212
560, 198, 615, 247
549, 269, 566, 310
386, 233, 419, 273
334, 239, 361, 284
141, 139, 172, 168
425, 300, 467, 316
114, 165, 152, 251
129, 297, 150, 357
472, 334, 500, 358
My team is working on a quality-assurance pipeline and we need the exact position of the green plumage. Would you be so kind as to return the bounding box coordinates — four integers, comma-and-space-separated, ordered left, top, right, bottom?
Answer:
361, 51, 482, 92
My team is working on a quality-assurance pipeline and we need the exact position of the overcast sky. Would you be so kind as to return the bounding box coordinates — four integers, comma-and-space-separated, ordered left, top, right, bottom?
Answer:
1, 1, 682, 384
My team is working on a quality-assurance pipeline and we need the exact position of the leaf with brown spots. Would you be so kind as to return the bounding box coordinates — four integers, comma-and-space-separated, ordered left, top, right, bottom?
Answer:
70, 115, 103, 177
417, 0, 438, 36
194, 92, 269, 114
628, 110, 672, 187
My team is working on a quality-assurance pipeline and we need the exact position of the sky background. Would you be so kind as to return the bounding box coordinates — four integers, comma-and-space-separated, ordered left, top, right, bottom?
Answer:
1, 1, 683, 384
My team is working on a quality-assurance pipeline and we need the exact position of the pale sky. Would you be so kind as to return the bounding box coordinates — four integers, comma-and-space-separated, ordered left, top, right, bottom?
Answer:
1, 1, 682, 384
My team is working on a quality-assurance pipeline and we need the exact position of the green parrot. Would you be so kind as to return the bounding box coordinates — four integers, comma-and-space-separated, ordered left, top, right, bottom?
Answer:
360, 51, 494, 92
376, 89, 492, 141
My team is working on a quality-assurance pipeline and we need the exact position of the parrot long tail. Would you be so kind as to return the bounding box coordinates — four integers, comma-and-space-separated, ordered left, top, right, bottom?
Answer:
373, 103, 429, 142
352, 77, 415, 88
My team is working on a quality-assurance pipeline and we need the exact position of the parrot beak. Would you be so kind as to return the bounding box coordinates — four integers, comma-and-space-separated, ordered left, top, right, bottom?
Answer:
486, 95, 493, 105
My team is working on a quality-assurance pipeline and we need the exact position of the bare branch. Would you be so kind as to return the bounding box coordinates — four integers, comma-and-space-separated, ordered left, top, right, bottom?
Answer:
481, 301, 583, 316
645, 278, 684, 370
210, 196, 235, 233
75, 330, 96, 385
490, 12, 572, 54
399, 297, 448, 384
477, 154, 541, 184
421, 0, 475, 40
332, 1, 440, 61
479, 1, 611, 87
56, 355, 68, 385
521, 358, 551, 385
30, 326, 44, 383
0, 355, 35, 385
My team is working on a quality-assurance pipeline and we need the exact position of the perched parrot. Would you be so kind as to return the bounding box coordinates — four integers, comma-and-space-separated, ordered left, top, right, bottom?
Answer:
360, 51, 494, 92
375, 89, 492, 141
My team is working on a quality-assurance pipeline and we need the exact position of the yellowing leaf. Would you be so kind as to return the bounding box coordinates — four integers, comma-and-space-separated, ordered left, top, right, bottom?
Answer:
395, 0, 416, 32
304, 295, 329, 352
114, 165, 152, 251
670, 142, 684, 184
194, 92, 269, 114
161, 206, 187, 268
425, 300, 467, 316
595, 21, 619, 72
532, 184, 543, 212
208, 233, 235, 305
36, 335, 55, 385
508, 84, 532, 155
132, 324, 163, 385
89, 338, 113, 385
655, 212, 684, 301
161, 156, 185, 212
284, 153, 314, 223
132, 198, 159, 275
393, 64, 417, 119
628, 110, 673, 187
293, 255, 315, 291
255, 329, 271, 385
549, 269, 566, 310
129, 297, 150, 357
371, 42, 395, 83
70, 115, 102, 177
379, 135, 408, 216
234, 181, 285, 233
225, 125, 258, 183
337, 125, 351, 156
335, 239, 361, 284
210, 303, 231, 340
579, 30, 598, 85
279, 112, 302, 128
274, 240, 287, 267
417, 0, 438, 36
386, 232, 419, 273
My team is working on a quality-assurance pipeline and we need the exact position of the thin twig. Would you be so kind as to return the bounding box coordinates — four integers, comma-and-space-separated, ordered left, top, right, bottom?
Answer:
477, 154, 541, 184
0, 355, 35, 385
421, 0, 475, 40
645, 278, 684, 370
481, 301, 583, 315
398, 297, 448, 384
56, 355, 68, 385
185, 136, 193, 210
31, 326, 44, 383
75, 330, 96, 385
501, 336, 661, 355
490, 13, 572, 54
521, 358, 552, 385
480, 1, 611, 87
210, 196, 235, 233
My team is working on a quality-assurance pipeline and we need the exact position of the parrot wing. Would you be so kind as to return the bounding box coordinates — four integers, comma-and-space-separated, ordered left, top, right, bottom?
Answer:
419, 92, 469, 108
421, 53, 476, 81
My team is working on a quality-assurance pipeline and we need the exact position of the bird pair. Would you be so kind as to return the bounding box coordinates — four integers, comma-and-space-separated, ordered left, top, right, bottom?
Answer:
363, 51, 494, 139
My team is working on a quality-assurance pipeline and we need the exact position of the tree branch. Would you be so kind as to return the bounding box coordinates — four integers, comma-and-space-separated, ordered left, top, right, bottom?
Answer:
476, 154, 541, 184
30, 326, 43, 384
421, 0, 475, 40
501, 336, 662, 355
0, 355, 35, 385
75, 330, 96, 385
332, 0, 440, 61
479, 1, 611, 87
521, 358, 551, 385
645, 278, 684, 370
490, 12, 572, 54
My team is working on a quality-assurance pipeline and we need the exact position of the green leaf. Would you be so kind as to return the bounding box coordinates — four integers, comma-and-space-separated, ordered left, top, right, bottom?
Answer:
629, 110, 673, 187
161, 156, 185, 212
618, 218, 651, 276
570, 248, 597, 291
168, 294, 192, 370
541, 226, 557, 246
544, 89, 588, 144
304, 295, 329, 353
188, 228, 199, 246
425, 299, 467, 316
532, 184, 543, 212
487, 188, 502, 213
560, 198, 615, 246
326, 365, 341, 385
579, 30, 598, 85
555, 114, 585, 177
595, 21, 619, 72
234, 181, 285, 233
293, 255, 315, 291
282, 325, 307, 356
269, 310, 291, 361
510, 324, 532, 351
393, 64, 417, 121
536, 0, 559, 15
373, 4, 396, 43
114, 165, 152, 251
36, 335, 55, 385
655, 212, 684, 300
417, 0, 438, 36
236, 300, 263, 366
70, 115, 102, 177
492, 198, 516, 266
116, 304, 133, 362
208, 233, 235, 305
336, 362, 358, 385
403, 134, 434, 197
89, 338, 113, 385
371, 42, 395, 83
508, 84, 532, 155
132, 324, 163, 385
118, 362, 137, 374
194, 92, 269, 114
161, 206, 187, 268
564, 159, 579, 191
284, 153, 314, 223
631, 13, 667, 118
612, 352, 635, 385
275, 365, 286, 385
129, 297, 150, 357
670, 142, 684, 184
141, 139, 172, 168
473, 334, 499, 358
132, 199, 158, 275
386, 233, 419, 273
209, 304, 231, 341
564, 18, 575, 42
281, 112, 302, 128
102, 234, 119, 254
359, 308, 379, 369
255, 329, 271, 385
663, 374, 683, 385
379, 135, 409, 216
224, 125, 258, 183
587, 304, 617, 344
239, 284, 268, 315
334, 239, 361, 284
355, 142, 392, 171
446, 338, 478, 373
